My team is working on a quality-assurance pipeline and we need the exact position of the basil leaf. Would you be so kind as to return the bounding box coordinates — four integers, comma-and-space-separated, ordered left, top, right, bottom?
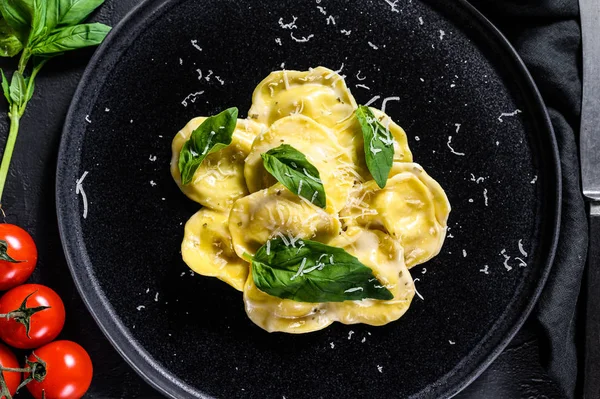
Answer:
261, 144, 326, 208
30, 22, 110, 55
252, 238, 394, 303
9, 70, 25, 106
29, 0, 46, 39
0, 69, 10, 104
0, 0, 33, 43
178, 107, 238, 185
0, 0, 45, 43
0, 18, 22, 56
356, 105, 395, 188
48, 0, 104, 30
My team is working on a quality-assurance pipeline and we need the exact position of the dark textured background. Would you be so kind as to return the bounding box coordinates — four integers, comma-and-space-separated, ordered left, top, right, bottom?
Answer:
0, 0, 583, 398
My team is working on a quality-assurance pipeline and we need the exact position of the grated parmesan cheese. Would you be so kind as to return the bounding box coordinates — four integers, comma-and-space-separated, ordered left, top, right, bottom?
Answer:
75, 171, 89, 219
290, 32, 314, 42
181, 91, 204, 107
290, 258, 307, 280
447, 136, 465, 156
518, 239, 528, 257
278, 16, 298, 29
383, 0, 400, 12
381, 96, 400, 113
344, 287, 364, 293
498, 109, 522, 122
190, 39, 202, 51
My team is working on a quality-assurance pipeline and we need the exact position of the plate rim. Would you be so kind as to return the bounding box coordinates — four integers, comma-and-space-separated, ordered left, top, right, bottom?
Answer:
55, 0, 562, 398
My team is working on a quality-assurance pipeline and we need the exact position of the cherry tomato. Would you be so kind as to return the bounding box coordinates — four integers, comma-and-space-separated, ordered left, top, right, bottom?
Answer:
0, 224, 37, 291
0, 284, 65, 349
25, 341, 93, 399
0, 343, 20, 398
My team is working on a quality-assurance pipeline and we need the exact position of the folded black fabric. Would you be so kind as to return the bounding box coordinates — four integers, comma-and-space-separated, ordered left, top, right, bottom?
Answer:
468, 1, 587, 397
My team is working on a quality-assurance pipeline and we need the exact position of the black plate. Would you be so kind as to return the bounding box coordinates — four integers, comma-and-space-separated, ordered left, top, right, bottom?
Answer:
56, 0, 561, 398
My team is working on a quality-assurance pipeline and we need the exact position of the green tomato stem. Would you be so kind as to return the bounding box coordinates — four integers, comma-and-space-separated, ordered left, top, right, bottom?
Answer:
0, 105, 21, 204
17, 49, 30, 75
0, 310, 24, 319
0, 48, 37, 204
0, 366, 30, 373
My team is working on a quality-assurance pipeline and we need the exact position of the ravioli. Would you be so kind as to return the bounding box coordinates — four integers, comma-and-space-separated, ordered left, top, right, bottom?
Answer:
171, 67, 451, 334
244, 114, 356, 212
228, 183, 340, 259
328, 227, 415, 325
340, 163, 450, 267
243, 227, 414, 333
182, 209, 248, 291
171, 117, 264, 211
248, 66, 357, 128
244, 270, 332, 334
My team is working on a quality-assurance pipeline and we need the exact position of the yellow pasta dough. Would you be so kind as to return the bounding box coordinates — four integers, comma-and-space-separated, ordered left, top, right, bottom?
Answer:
248, 66, 357, 128
340, 162, 450, 267
181, 208, 248, 291
228, 183, 340, 258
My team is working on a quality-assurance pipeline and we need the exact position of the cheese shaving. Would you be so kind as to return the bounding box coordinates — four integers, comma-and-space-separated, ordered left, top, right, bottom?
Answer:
75, 171, 89, 219
498, 109, 522, 122
278, 16, 298, 29
518, 239, 528, 257
381, 96, 400, 113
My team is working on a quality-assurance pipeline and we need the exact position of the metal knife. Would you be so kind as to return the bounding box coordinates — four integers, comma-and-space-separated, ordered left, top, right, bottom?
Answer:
581, 0, 600, 397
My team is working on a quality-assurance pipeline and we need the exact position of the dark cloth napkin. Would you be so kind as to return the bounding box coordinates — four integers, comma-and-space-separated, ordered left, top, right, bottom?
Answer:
467, 1, 588, 397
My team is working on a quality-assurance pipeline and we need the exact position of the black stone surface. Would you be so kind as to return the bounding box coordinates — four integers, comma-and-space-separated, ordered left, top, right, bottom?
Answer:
0, 0, 570, 398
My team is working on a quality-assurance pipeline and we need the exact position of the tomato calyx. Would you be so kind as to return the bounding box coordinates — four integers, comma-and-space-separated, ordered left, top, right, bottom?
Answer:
0, 291, 50, 338
0, 239, 23, 263
0, 352, 47, 399
17, 352, 47, 392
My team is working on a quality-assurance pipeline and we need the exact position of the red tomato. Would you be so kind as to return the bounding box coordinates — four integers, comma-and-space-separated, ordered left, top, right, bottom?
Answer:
0, 284, 65, 349
25, 341, 93, 399
0, 224, 37, 291
0, 343, 20, 398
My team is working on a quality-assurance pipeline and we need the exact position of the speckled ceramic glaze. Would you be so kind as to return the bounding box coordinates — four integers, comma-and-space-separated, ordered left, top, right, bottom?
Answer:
56, 0, 560, 398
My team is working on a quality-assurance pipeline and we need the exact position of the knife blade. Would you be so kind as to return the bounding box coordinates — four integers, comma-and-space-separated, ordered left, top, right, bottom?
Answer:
580, 0, 600, 398
580, 0, 600, 201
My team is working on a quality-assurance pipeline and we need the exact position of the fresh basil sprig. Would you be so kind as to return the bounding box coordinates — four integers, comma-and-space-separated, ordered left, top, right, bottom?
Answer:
0, 0, 112, 203
178, 107, 238, 185
251, 237, 394, 303
261, 144, 326, 208
31, 22, 111, 55
356, 105, 395, 189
